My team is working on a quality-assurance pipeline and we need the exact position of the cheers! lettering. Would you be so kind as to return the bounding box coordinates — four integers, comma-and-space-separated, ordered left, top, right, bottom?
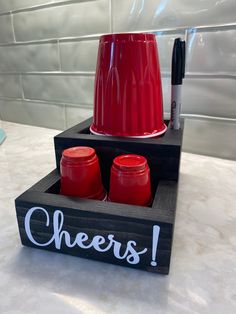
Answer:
25, 206, 160, 266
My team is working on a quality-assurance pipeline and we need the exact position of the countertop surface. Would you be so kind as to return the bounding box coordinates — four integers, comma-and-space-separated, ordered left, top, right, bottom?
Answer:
0, 120, 235, 314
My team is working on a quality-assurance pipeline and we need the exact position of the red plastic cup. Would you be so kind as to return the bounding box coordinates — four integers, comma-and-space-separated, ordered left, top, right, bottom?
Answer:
90, 33, 167, 138
60, 146, 106, 200
108, 154, 152, 206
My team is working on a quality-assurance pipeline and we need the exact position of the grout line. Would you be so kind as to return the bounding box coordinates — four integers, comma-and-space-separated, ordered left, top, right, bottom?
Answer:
184, 28, 189, 67
161, 71, 236, 79
57, 34, 101, 43
0, 96, 22, 101
0, 71, 95, 76
22, 99, 94, 108
0, 34, 101, 47
0, 93, 235, 123
0, 22, 236, 47
184, 28, 188, 43
181, 114, 236, 123
1, 67, 236, 79
1, 91, 235, 123
1, 71, 236, 80
10, 12, 16, 43
164, 112, 236, 123
109, 0, 112, 33
0, 95, 94, 109
19, 74, 25, 99
57, 40, 62, 71
161, 72, 236, 80
144, 23, 236, 34
0, 39, 58, 47
0, 0, 97, 16
63, 104, 67, 130
64, 103, 94, 109
0, 102, 3, 120
185, 73, 236, 80
185, 23, 236, 33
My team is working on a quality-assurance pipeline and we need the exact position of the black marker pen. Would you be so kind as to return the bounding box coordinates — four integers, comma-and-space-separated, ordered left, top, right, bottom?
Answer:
170, 38, 185, 129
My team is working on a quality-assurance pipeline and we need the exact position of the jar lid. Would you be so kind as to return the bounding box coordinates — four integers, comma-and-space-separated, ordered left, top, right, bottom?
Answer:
113, 154, 147, 171
62, 146, 95, 162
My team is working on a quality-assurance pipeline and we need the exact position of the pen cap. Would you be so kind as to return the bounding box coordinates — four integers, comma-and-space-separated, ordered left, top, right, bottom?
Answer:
181, 41, 186, 79
171, 38, 185, 85
91, 33, 167, 138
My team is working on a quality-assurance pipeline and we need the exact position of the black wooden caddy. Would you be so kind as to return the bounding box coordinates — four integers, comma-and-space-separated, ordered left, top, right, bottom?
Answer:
15, 117, 184, 275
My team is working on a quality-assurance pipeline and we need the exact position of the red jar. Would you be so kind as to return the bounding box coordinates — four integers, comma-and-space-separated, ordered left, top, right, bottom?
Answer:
60, 146, 106, 200
109, 154, 152, 206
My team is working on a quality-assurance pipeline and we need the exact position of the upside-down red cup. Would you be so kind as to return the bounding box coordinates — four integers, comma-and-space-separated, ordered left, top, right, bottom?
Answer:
90, 33, 167, 138
108, 154, 152, 206
60, 146, 106, 200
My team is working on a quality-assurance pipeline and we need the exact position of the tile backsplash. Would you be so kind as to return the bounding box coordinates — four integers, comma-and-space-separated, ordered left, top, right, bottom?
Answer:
0, 0, 235, 159
186, 28, 236, 75
22, 74, 94, 105
0, 42, 59, 72
60, 40, 99, 72
112, 0, 236, 31
13, 0, 110, 41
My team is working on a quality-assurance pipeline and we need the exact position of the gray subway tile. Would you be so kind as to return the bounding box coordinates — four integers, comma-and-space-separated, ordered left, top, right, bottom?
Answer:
187, 29, 236, 75
0, 1, 96, 13
22, 74, 95, 104
0, 99, 65, 129
65, 105, 93, 128
60, 40, 99, 72
112, 0, 236, 32
0, 14, 14, 43
0, 74, 22, 98
157, 34, 184, 73
0, 0, 53, 13
182, 78, 236, 119
162, 77, 236, 119
13, 0, 110, 42
183, 118, 236, 160
0, 43, 59, 72
161, 77, 171, 114
0, 1, 13, 13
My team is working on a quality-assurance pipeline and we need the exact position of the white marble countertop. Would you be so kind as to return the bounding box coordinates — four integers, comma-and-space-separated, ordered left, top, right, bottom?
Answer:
0, 120, 236, 314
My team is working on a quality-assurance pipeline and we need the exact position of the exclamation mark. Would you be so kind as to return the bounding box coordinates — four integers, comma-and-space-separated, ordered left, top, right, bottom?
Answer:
151, 225, 160, 267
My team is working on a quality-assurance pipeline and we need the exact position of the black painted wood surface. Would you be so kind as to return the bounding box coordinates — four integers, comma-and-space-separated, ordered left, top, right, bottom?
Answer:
15, 118, 184, 274
54, 118, 184, 192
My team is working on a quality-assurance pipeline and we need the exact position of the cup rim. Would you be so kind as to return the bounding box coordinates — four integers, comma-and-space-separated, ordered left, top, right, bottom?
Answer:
90, 123, 167, 138
113, 154, 147, 172
100, 33, 156, 43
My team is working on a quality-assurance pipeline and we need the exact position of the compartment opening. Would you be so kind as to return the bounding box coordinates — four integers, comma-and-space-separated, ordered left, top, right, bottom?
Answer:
78, 120, 169, 136
45, 170, 158, 208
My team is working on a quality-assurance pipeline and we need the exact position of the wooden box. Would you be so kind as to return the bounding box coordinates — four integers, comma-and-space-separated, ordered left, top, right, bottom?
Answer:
15, 118, 184, 274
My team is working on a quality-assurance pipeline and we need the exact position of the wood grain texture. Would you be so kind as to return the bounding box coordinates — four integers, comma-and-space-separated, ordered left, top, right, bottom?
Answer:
15, 198, 173, 274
